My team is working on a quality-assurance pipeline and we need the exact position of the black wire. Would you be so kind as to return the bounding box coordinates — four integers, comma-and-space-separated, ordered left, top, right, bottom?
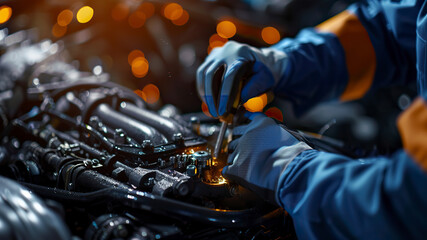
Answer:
22, 182, 284, 229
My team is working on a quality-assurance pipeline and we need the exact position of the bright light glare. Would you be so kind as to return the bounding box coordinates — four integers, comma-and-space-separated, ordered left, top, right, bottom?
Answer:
128, 49, 145, 65
172, 10, 189, 26
163, 3, 183, 21
243, 93, 268, 112
261, 26, 280, 45
142, 84, 160, 104
216, 21, 236, 39
131, 57, 149, 78
0, 6, 12, 24
57, 9, 73, 26
76, 6, 94, 24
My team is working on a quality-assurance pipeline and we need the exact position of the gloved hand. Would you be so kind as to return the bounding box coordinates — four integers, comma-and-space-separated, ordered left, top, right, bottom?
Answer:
197, 41, 289, 117
222, 114, 312, 204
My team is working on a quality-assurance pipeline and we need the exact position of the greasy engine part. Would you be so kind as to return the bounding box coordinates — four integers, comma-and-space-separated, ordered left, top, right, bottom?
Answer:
0, 33, 294, 240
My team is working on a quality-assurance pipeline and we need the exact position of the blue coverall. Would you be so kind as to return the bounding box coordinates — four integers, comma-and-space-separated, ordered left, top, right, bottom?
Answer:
268, 0, 427, 238
197, 0, 427, 238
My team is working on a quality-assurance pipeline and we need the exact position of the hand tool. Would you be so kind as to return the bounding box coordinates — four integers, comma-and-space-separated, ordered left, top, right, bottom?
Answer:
212, 62, 253, 159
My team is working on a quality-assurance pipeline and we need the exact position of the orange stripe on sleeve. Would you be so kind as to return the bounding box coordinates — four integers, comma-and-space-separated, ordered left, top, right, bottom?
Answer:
316, 11, 376, 101
398, 97, 427, 172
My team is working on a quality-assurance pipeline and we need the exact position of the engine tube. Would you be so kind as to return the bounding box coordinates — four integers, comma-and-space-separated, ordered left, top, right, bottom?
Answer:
92, 104, 168, 145
118, 102, 190, 140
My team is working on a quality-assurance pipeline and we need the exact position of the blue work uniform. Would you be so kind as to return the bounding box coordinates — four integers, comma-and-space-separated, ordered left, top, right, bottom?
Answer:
270, 0, 427, 238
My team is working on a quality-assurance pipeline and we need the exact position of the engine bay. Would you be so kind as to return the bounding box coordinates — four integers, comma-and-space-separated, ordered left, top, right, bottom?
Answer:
0, 31, 293, 239
0, 0, 412, 238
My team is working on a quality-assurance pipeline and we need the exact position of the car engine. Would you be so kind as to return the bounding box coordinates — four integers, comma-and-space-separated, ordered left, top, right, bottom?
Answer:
0, 30, 296, 240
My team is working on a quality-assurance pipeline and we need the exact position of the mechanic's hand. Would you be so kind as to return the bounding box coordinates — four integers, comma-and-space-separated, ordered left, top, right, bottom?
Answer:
197, 41, 289, 118
222, 114, 311, 204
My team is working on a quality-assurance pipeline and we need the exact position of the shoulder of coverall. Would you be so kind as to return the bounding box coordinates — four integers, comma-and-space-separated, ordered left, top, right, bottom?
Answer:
349, 0, 424, 63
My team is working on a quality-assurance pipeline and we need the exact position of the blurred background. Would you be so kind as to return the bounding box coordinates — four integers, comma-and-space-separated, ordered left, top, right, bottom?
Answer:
0, 0, 417, 155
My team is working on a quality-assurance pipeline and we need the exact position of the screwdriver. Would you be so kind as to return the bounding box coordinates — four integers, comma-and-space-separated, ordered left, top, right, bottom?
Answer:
212, 62, 253, 159
213, 114, 232, 159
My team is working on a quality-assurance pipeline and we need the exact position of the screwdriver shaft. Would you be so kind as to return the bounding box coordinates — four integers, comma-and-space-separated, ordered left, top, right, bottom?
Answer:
213, 121, 228, 159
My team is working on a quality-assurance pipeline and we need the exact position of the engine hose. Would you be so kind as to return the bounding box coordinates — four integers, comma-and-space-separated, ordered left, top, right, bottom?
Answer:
87, 118, 141, 147
30, 80, 145, 109
22, 183, 284, 229
93, 104, 168, 145
22, 143, 284, 229
23, 144, 286, 228
118, 102, 190, 140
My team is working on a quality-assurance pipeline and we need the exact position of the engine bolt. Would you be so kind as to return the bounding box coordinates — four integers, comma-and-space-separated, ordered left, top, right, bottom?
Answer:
142, 140, 154, 153
114, 128, 126, 145
186, 164, 197, 177
192, 151, 211, 168
172, 133, 184, 145
145, 177, 155, 187
158, 158, 165, 168
175, 181, 190, 196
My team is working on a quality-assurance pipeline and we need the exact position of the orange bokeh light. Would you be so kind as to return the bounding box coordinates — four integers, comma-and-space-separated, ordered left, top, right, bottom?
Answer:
172, 10, 189, 26
264, 107, 283, 122
134, 89, 147, 102
128, 49, 145, 65
131, 57, 149, 78
112, 3, 129, 21
57, 9, 73, 26
138, 2, 155, 19
76, 6, 94, 24
128, 11, 146, 28
52, 23, 67, 38
0, 5, 12, 24
261, 26, 281, 45
142, 84, 160, 104
163, 3, 183, 21
243, 93, 268, 112
216, 20, 236, 39
209, 33, 228, 49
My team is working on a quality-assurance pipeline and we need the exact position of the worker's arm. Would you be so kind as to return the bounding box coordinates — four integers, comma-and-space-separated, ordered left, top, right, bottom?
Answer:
279, 147, 427, 239
197, 0, 422, 116
224, 96, 427, 239
277, 97, 427, 239
272, 0, 422, 114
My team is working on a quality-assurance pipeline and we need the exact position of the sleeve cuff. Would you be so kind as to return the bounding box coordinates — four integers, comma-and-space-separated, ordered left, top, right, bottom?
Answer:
273, 142, 313, 205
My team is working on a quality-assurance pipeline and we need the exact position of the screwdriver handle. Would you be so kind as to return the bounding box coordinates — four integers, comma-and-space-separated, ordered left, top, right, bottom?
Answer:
225, 61, 254, 116
213, 62, 253, 159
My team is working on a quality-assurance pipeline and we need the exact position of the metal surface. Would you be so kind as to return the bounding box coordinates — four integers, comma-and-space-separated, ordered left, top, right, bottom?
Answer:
93, 103, 168, 145
214, 121, 228, 159
0, 36, 293, 240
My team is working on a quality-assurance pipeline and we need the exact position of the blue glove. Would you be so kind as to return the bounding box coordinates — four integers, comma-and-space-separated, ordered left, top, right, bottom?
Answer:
197, 41, 289, 117
222, 114, 311, 204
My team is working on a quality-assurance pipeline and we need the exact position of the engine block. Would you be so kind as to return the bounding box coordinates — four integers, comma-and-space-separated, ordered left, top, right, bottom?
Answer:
0, 32, 292, 240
